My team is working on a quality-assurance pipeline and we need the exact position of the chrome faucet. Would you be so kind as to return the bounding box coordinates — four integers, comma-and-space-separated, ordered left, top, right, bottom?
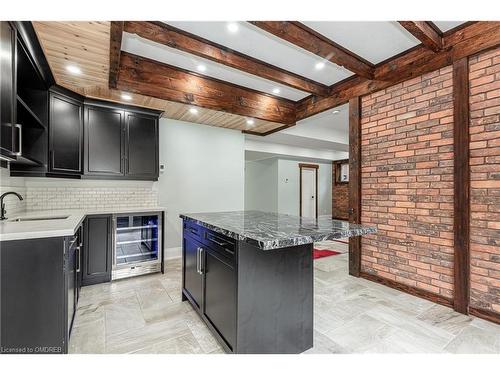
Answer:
0, 192, 24, 220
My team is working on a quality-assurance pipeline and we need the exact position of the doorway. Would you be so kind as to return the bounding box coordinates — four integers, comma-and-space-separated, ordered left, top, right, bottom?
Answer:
299, 163, 318, 218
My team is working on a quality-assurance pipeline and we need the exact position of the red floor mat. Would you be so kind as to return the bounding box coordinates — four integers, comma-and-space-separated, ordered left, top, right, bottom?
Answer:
313, 249, 341, 259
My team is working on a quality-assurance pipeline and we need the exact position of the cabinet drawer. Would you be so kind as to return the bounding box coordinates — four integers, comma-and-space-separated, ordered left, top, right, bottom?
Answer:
183, 221, 203, 241
203, 229, 236, 260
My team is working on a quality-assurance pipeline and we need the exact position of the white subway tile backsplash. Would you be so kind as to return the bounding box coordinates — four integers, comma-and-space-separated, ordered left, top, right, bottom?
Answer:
24, 186, 158, 211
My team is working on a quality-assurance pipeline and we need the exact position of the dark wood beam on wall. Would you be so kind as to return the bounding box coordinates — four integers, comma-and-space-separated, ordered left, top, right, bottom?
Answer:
249, 21, 375, 79
109, 21, 124, 88
398, 21, 443, 52
348, 96, 362, 277
123, 21, 329, 97
453, 57, 470, 315
116, 52, 296, 124
296, 21, 499, 121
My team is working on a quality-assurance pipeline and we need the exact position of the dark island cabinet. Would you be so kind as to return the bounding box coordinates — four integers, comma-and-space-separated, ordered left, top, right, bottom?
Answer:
182, 234, 203, 309
182, 223, 237, 352
49, 89, 83, 175
82, 215, 112, 286
202, 248, 236, 350
182, 220, 313, 354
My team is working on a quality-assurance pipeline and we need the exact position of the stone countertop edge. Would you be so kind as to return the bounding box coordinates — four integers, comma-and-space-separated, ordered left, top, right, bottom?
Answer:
180, 213, 377, 251
0, 207, 166, 242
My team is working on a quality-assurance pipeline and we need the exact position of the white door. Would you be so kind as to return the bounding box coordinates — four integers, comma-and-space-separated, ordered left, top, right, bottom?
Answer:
301, 167, 317, 218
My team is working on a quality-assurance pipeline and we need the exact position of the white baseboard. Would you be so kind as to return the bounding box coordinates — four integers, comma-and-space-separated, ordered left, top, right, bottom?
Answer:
164, 246, 182, 260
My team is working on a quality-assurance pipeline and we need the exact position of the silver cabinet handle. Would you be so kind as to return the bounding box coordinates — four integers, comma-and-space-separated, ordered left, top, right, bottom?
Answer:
199, 247, 204, 275
14, 124, 22, 156
76, 246, 81, 273
196, 247, 201, 274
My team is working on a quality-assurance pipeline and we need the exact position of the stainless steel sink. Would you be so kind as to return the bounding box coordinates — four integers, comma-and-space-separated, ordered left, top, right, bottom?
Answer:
9, 216, 69, 222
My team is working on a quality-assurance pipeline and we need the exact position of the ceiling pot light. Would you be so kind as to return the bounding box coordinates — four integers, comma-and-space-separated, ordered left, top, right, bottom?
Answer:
315, 61, 325, 70
272, 88, 281, 95
66, 65, 81, 75
246, 119, 255, 126
227, 22, 239, 33
189, 107, 199, 115
197, 64, 207, 72
121, 93, 132, 101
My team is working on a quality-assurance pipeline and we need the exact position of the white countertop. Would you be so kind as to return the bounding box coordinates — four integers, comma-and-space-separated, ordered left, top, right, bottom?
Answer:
0, 207, 165, 242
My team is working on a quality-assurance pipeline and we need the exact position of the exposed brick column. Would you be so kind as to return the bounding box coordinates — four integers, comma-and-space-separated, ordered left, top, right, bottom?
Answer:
468, 47, 500, 318
360, 66, 455, 300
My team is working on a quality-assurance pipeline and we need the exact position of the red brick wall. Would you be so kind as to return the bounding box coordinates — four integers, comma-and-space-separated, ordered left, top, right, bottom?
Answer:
360, 66, 455, 299
469, 47, 500, 314
332, 161, 349, 220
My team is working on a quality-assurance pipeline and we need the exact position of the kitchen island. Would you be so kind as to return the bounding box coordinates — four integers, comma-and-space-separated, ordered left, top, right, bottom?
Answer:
179, 211, 376, 354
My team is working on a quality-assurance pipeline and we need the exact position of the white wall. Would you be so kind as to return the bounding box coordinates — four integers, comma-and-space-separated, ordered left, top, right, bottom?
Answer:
244, 158, 278, 212
158, 119, 245, 255
277, 159, 332, 217
244, 157, 332, 217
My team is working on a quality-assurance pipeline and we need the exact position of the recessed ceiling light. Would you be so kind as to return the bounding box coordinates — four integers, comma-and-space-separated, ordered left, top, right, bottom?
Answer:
227, 22, 239, 33
197, 64, 207, 72
272, 88, 281, 95
332, 110, 340, 115
121, 93, 132, 101
246, 119, 255, 126
66, 65, 81, 75
189, 107, 198, 115
315, 61, 325, 70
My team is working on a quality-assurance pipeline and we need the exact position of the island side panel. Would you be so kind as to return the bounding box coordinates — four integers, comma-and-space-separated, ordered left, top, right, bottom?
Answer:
236, 241, 313, 354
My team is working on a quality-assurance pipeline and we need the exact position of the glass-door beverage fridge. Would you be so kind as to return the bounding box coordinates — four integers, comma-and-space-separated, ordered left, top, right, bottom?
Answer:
112, 212, 163, 280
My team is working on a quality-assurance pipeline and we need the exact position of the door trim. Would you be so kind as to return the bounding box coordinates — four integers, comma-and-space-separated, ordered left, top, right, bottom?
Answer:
299, 163, 319, 218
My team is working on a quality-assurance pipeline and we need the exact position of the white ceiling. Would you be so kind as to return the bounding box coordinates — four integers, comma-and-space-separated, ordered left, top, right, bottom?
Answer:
302, 21, 420, 64
283, 103, 349, 143
163, 21, 354, 86
121, 32, 309, 101
433, 21, 467, 32
244, 103, 349, 154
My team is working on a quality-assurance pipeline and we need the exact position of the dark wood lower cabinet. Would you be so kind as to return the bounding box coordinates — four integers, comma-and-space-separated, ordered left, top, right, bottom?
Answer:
182, 221, 313, 354
0, 230, 81, 354
82, 215, 112, 286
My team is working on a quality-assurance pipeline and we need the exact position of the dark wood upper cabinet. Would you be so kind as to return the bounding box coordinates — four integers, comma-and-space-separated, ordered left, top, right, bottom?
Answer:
83, 101, 160, 180
49, 89, 83, 175
125, 111, 159, 179
0, 22, 17, 161
84, 104, 125, 177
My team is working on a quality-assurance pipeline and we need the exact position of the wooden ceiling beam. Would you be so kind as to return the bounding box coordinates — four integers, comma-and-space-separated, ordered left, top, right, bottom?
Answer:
123, 21, 329, 97
398, 21, 442, 52
116, 52, 296, 124
249, 21, 375, 79
108, 21, 124, 88
296, 21, 499, 121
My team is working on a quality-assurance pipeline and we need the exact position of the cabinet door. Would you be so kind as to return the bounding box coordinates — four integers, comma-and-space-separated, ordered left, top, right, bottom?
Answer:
125, 111, 158, 179
202, 249, 236, 350
49, 92, 83, 174
82, 215, 112, 286
0, 22, 17, 159
84, 105, 124, 176
67, 238, 77, 337
182, 235, 203, 309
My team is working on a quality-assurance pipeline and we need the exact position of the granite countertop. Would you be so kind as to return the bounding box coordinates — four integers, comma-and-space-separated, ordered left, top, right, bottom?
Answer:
180, 210, 377, 250
0, 207, 166, 242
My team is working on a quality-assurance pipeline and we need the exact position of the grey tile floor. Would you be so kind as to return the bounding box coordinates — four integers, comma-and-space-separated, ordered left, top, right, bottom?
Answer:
70, 249, 500, 354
